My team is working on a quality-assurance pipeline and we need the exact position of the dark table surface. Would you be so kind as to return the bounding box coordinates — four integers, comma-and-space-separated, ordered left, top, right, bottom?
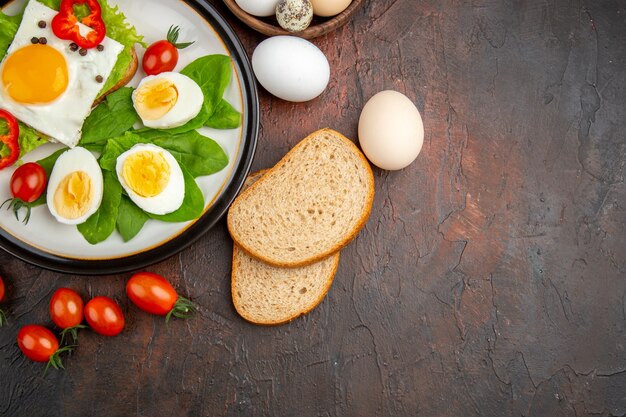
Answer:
1, 0, 626, 416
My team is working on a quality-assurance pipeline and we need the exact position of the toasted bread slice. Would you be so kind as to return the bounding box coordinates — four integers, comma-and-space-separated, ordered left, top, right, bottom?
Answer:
227, 128, 374, 267
232, 169, 340, 325
93, 46, 138, 106
232, 244, 340, 325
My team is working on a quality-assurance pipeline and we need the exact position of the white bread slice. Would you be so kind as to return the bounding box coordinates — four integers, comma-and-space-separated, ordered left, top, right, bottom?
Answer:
232, 245, 340, 325
227, 128, 374, 267
232, 169, 340, 325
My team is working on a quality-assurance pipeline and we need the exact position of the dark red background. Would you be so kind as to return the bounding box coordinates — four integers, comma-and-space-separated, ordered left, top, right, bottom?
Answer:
1, 0, 625, 416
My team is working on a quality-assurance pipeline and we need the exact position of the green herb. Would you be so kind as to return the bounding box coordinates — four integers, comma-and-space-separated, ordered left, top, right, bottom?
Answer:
163, 55, 233, 134
81, 88, 140, 151
135, 129, 228, 177
116, 195, 150, 242
205, 99, 242, 130
77, 171, 122, 244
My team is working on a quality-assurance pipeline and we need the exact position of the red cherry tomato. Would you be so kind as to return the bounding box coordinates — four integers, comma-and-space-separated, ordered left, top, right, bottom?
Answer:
17, 325, 59, 362
84, 296, 124, 336
10, 162, 47, 203
126, 272, 195, 321
50, 288, 84, 329
142, 25, 193, 75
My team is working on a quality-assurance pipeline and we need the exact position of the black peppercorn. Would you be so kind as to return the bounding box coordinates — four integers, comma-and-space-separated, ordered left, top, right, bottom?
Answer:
31, 37, 39, 44
38, 20, 46, 29
95, 75, 103, 83
79, 48, 87, 56
69, 42, 79, 52
97, 44, 104, 52
38, 37, 47, 45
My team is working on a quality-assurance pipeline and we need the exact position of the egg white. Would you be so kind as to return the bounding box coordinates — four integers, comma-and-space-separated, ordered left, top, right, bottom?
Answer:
46, 147, 104, 225
132, 72, 204, 129
116, 144, 185, 215
0, 0, 124, 147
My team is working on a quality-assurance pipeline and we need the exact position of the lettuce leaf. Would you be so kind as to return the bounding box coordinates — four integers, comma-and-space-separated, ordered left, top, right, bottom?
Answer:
0, 12, 20, 58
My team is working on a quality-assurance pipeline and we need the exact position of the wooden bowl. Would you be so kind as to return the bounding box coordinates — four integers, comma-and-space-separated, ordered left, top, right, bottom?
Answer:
223, 0, 364, 39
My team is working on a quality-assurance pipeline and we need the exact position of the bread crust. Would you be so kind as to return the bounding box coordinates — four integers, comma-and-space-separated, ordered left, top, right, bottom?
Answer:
92, 46, 138, 106
227, 128, 375, 268
231, 245, 340, 326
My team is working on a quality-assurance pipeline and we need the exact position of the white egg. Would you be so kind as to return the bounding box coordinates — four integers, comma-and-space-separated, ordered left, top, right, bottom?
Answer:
46, 147, 104, 225
358, 90, 424, 170
252, 36, 330, 102
0, 0, 124, 147
116, 144, 185, 215
132, 72, 204, 129
234, 0, 281, 17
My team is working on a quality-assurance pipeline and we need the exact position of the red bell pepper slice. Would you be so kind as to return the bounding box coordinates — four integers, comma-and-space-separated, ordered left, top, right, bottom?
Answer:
0, 109, 20, 170
51, 0, 106, 50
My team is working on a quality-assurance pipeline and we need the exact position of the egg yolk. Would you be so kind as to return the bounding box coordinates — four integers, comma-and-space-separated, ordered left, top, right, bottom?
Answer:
122, 151, 171, 197
133, 79, 179, 121
53, 171, 94, 220
2, 44, 69, 104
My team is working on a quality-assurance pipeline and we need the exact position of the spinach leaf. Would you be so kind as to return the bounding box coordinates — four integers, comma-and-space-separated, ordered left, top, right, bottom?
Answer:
37, 148, 67, 177
98, 132, 144, 171
136, 129, 228, 177
81, 88, 139, 151
163, 55, 233, 134
116, 195, 150, 242
205, 99, 242, 130
77, 171, 123, 244
148, 165, 204, 222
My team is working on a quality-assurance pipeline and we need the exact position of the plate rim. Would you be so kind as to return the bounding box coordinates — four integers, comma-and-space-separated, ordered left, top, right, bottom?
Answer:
0, 0, 259, 275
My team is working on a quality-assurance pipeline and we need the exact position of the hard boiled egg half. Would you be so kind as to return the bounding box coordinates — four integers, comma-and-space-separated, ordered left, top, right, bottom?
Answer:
132, 72, 204, 129
47, 147, 104, 225
116, 144, 185, 215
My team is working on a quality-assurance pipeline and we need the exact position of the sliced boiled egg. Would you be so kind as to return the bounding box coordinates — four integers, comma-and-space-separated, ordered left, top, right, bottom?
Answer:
116, 144, 185, 215
46, 147, 104, 225
132, 72, 204, 129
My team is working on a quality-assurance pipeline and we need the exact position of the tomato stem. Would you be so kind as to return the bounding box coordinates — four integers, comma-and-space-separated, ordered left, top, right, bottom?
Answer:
43, 345, 75, 375
59, 324, 88, 346
1, 198, 34, 224
165, 296, 196, 323
166, 25, 194, 50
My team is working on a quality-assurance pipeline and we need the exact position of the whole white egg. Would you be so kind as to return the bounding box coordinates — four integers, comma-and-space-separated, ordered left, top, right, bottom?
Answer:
358, 90, 424, 170
235, 0, 281, 17
252, 36, 330, 102
116, 143, 185, 215
46, 147, 104, 225
132, 72, 204, 130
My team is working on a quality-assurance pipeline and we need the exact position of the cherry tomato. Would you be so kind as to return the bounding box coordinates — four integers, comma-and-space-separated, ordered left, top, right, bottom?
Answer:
142, 25, 193, 75
17, 325, 59, 362
84, 296, 124, 336
126, 272, 196, 321
10, 162, 46, 203
50, 288, 84, 329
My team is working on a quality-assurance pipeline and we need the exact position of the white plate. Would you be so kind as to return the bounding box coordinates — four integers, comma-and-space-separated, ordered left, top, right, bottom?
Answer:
0, 0, 258, 274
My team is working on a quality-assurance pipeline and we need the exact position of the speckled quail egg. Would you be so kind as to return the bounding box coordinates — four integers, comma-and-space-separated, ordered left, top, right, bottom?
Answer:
276, 0, 313, 33
46, 147, 104, 225
116, 143, 185, 215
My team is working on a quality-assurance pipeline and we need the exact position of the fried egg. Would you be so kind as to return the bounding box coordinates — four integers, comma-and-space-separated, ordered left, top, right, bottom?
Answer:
0, 0, 124, 147
116, 144, 185, 215
132, 72, 204, 129
47, 147, 104, 225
